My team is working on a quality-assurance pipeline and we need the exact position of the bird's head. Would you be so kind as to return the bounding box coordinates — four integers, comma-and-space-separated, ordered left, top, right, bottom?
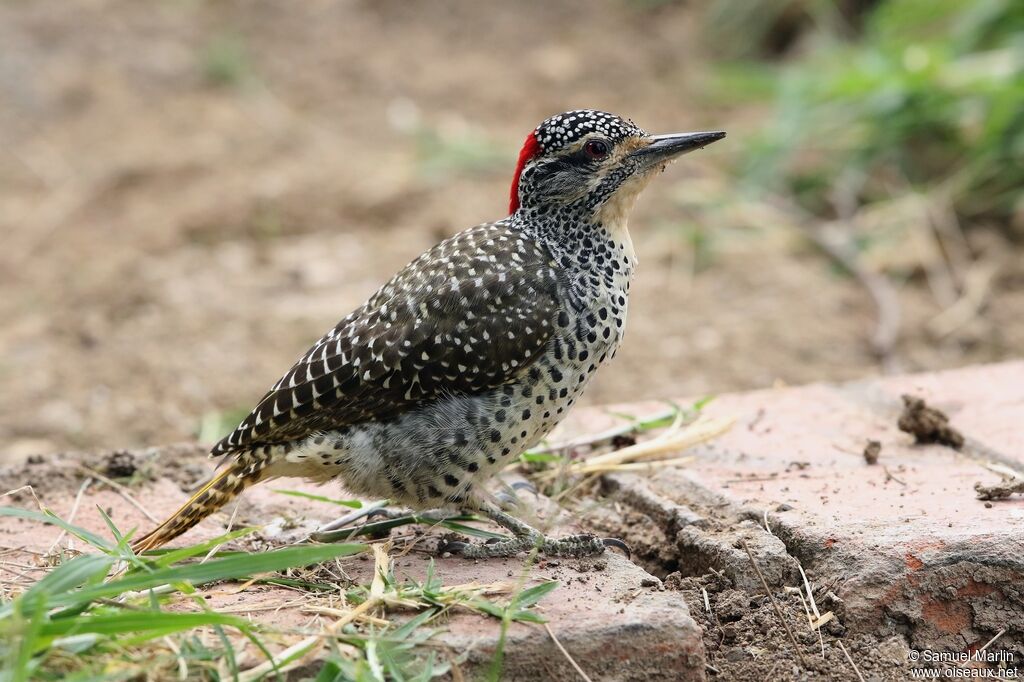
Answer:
509, 110, 725, 222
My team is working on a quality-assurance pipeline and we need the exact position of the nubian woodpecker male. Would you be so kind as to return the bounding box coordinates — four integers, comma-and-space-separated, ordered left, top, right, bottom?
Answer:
133, 110, 725, 558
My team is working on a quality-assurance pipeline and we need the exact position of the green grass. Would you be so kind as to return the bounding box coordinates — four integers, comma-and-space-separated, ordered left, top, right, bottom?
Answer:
197, 407, 254, 446
4, 403, 706, 679
0, 501, 561, 681
0, 506, 363, 681
728, 0, 1024, 229
410, 126, 510, 182
200, 34, 255, 88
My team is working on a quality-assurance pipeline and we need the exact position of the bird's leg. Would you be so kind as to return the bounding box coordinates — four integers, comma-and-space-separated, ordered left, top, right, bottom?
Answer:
440, 502, 628, 559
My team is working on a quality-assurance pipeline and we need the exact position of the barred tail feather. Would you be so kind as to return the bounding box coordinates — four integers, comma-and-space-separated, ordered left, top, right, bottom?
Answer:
131, 452, 271, 553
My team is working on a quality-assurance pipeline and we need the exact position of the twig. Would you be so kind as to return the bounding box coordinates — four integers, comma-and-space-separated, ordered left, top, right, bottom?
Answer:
722, 476, 780, 484
303, 605, 390, 626
882, 466, 906, 487
797, 564, 829, 658
238, 544, 391, 682
77, 465, 159, 523
544, 623, 594, 682
802, 223, 901, 364
980, 462, 1024, 479
789, 587, 825, 659
162, 635, 189, 681
978, 628, 1005, 654
975, 478, 1024, 501
928, 262, 998, 338
836, 640, 866, 682
46, 477, 92, 555
1, 485, 46, 511
774, 196, 901, 368
568, 455, 696, 475
974, 462, 1024, 500
201, 500, 241, 564
915, 194, 960, 309
551, 472, 602, 503
740, 540, 810, 668
798, 565, 820, 619
95, 597, 144, 611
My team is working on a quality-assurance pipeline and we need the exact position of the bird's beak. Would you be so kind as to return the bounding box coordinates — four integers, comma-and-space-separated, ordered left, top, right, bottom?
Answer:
630, 131, 726, 169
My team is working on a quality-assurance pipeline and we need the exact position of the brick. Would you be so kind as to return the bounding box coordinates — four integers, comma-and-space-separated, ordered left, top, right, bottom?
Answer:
0, 445, 703, 681
7, 362, 1022, 674
596, 361, 1024, 656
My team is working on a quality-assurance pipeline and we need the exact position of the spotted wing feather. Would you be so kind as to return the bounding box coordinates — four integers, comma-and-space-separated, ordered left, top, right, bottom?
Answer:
212, 222, 561, 457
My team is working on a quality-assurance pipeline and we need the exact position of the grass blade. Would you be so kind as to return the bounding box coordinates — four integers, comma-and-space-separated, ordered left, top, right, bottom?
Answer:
47, 543, 366, 610
152, 528, 257, 566
0, 506, 112, 552
273, 489, 362, 508
14, 555, 114, 612
513, 581, 558, 609
41, 611, 249, 639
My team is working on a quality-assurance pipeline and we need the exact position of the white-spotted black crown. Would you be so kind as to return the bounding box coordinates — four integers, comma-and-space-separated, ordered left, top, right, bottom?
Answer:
533, 110, 646, 152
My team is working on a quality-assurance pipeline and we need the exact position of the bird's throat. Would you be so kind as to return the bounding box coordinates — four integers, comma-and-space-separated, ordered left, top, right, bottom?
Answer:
593, 172, 654, 267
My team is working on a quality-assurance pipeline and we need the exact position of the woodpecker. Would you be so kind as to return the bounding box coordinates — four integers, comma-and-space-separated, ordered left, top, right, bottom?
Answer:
133, 110, 725, 558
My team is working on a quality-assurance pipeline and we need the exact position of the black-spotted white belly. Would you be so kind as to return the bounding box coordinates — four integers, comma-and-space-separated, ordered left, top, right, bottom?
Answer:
289, 286, 628, 510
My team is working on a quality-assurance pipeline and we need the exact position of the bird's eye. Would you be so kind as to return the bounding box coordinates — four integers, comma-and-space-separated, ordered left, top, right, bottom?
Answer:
583, 139, 610, 160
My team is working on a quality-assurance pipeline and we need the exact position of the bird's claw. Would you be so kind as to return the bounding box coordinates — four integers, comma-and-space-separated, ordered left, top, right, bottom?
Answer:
492, 490, 520, 510
364, 507, 399, 522
494, 481, 539, 510
437, 537, 472, 556
509, 480, 538, 495
602, 537, 631, 558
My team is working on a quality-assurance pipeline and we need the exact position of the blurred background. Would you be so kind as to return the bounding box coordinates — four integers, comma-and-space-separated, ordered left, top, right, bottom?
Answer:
1, 0, 1021, 461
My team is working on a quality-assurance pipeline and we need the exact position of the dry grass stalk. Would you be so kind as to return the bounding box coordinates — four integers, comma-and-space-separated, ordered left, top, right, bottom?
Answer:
46, 477, 92, 556
544, 622, 595, 682
530, 406, 679, 455
77, 464, 160, 523
740, 540, 810, 669
836, 640, 867, 682
237, 544, 393, 682
537, 413, 733, 481
568, 455, 696, 475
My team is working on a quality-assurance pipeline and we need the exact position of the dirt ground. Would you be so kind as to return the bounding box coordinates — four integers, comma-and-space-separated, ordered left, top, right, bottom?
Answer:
667, 573, 912, 680
2, 0, 1023, 462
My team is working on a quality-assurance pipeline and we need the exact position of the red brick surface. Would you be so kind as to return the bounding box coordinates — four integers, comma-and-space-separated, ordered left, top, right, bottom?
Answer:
597, 361, 1024, 655
0, 446, 704, 681
4, 361, 1023, 677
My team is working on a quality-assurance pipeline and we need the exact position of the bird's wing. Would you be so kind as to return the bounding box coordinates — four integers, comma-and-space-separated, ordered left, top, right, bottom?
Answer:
211, 223, 562, 456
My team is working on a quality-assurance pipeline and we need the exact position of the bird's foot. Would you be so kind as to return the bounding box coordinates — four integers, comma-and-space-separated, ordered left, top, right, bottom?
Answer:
437, 503, 629, 559
440, 532, 627, 559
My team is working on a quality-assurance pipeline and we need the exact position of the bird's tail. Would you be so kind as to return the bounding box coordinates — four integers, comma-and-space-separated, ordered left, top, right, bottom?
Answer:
131, 451, 272, 553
